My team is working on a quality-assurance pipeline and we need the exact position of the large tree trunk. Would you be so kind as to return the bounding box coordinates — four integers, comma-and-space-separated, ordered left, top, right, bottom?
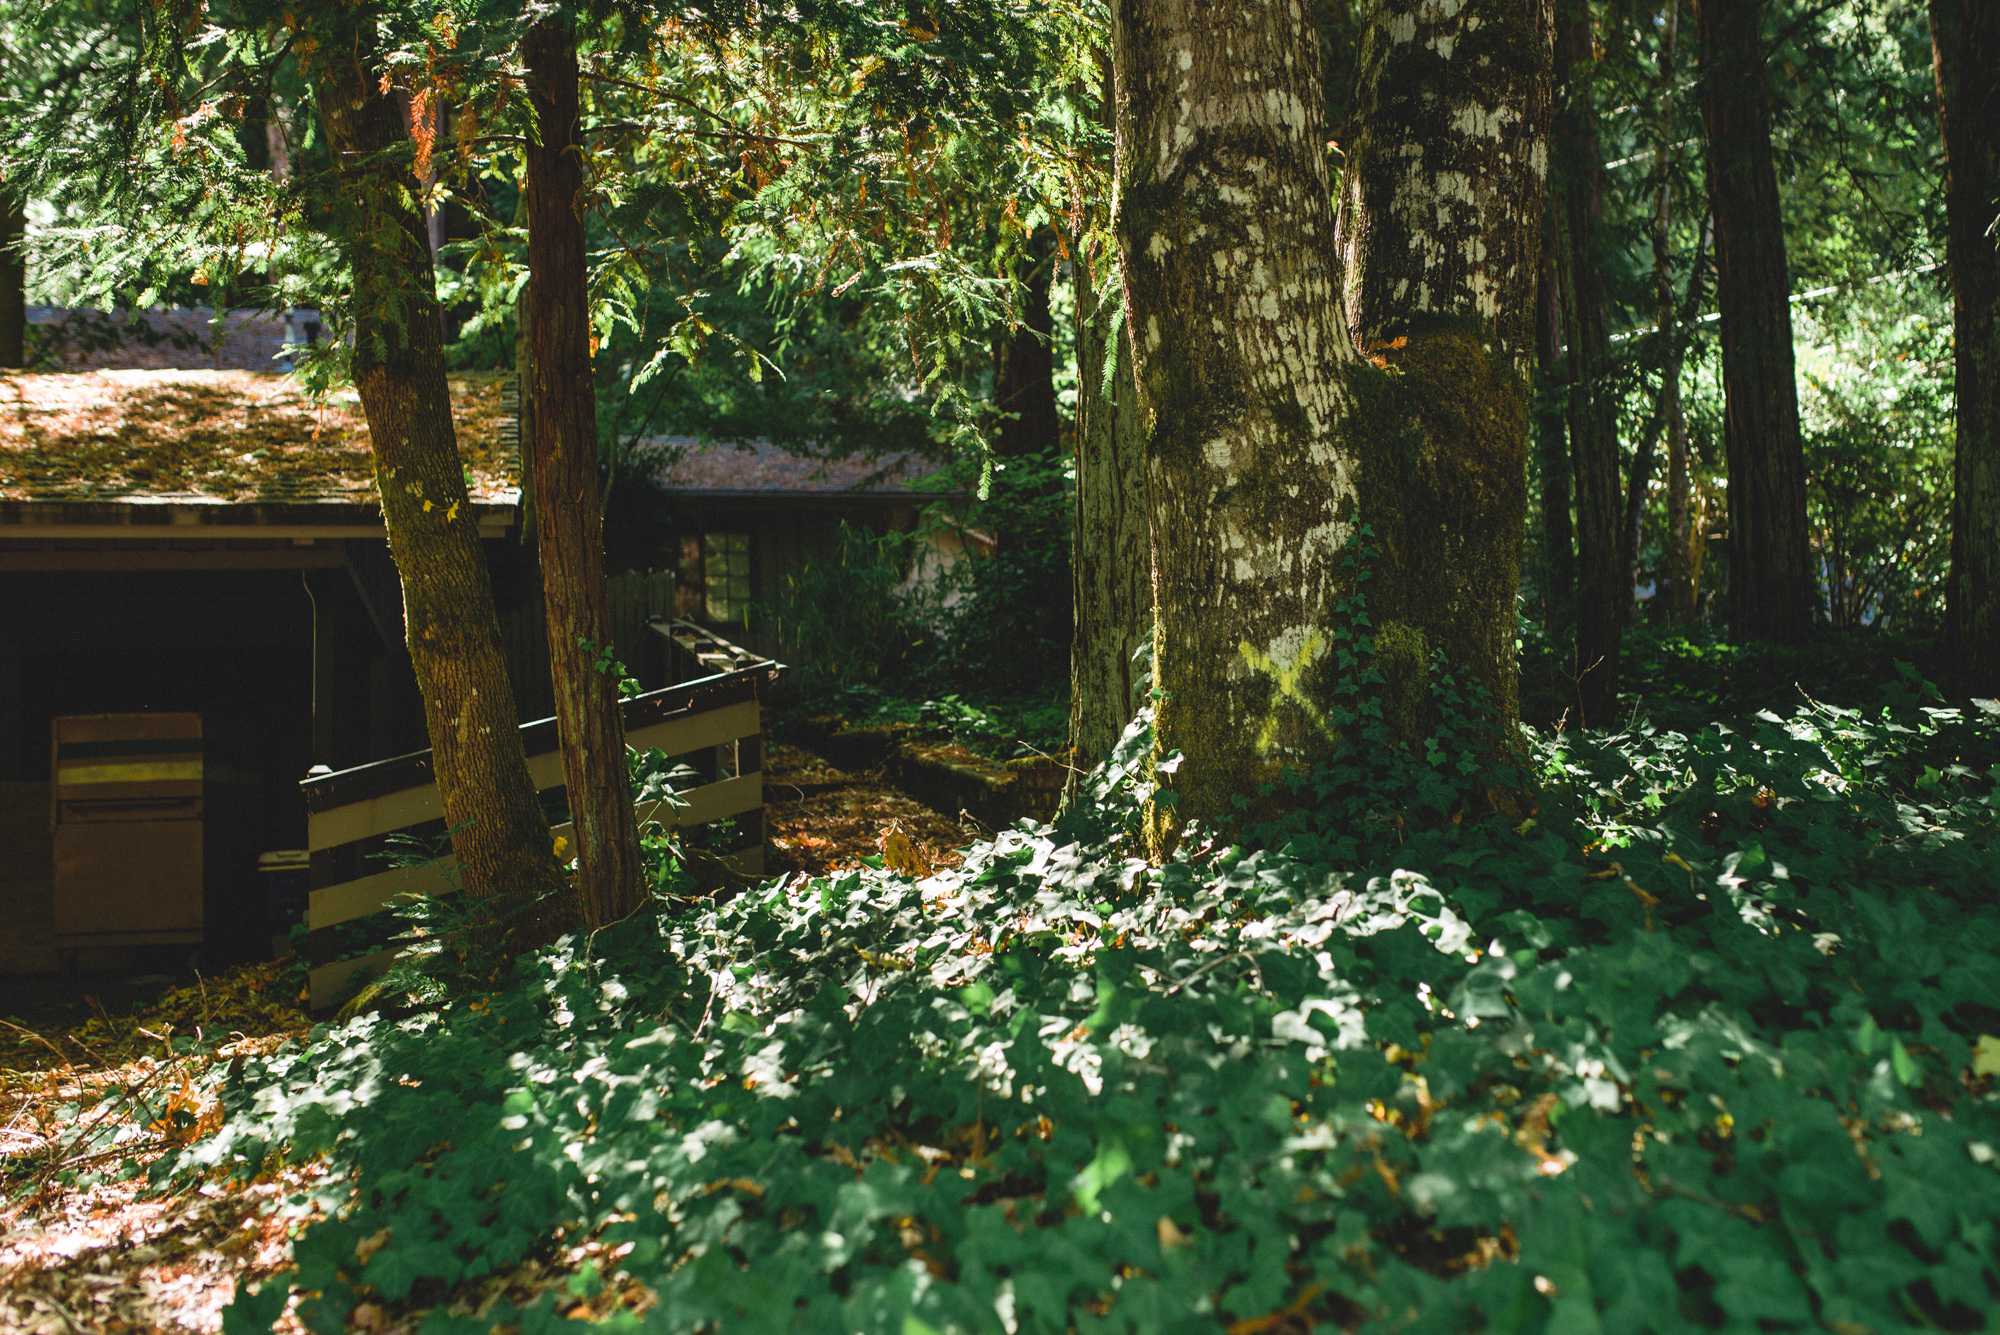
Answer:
0, 190, 24, 368
1334, 0, 1550, 740
314, 41, 571, 931
524, 20, 643, 928
1552, 6, 1621, 726
1931, 0, 2000, 694
1068, 230, 1152, 775
1695, 0, 1813, 644
1114, 0, 1548, 840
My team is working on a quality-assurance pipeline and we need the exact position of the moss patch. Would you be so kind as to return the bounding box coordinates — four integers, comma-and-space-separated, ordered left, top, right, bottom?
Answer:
1343, 313, 1529, 740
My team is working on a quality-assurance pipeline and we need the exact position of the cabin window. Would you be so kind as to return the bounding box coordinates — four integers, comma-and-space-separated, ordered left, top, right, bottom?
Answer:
703, 532, 751, 624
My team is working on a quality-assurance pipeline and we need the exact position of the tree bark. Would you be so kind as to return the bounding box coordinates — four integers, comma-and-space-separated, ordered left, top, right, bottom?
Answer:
1069, 228, 1152, 775
1695, 0, 1813, 644
1114, 0, 1548, 839
1620, 0, 1682, 614
313, 35, 571, 932
524, 19, 644, 928
0, 189, 24, 368
993, 229, 1063, 460
1535, 250, 1574, 649
1552, 6, 1621, 726
1334, 0, 1550, 740
1931, 0, 2000, 694
1663, 388, 1695, 621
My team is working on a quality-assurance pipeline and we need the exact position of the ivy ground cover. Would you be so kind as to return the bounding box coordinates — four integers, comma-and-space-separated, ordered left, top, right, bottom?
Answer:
182, 680, 2000, 1334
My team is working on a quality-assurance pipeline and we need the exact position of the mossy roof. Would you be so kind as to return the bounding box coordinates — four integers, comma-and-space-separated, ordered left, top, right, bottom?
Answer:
0, 370, 519, 506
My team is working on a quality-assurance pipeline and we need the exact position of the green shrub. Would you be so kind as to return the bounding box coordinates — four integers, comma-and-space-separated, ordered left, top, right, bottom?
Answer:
768, 521, 942, 691
176, 658, 2000, 1334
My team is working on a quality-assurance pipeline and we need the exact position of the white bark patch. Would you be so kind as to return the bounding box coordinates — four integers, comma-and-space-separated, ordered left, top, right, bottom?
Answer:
1452, 103, 1519, 142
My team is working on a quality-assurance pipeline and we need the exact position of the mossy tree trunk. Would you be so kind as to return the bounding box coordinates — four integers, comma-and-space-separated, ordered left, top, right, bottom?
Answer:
1552, 5, 1622, 725
524, 20, 643, 929
1069, 223, 1152, 777
1113, 0, 1549, 840
314, 34, 571, 930
1334, 0, 1550, 740
1070, 58, 1153, 784
1695, 0, 1813, 644
1930, 0, 2000, 694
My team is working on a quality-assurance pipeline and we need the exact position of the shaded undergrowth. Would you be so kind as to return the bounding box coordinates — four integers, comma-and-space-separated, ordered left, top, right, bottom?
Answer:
149, 659, 2000, 1335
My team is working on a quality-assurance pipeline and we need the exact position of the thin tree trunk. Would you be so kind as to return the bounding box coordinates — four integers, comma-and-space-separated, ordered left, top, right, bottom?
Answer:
1649, 212, 1712, 627
1695, 0, 1813, 644
1553, 5, 1621, 727
1931, 0, 2000, 694
1069, 58, 1153, 782
1536, 251, 1575, 649
525, 19, 643, 928
1663, 385, 1695, 623
0, 190, 24, 368
1113, 0, 1549, 840
993, 230, 1062, 460
1069, 230, 1152, 776
1620, 0, 1682, 613
314, 38, 571, 933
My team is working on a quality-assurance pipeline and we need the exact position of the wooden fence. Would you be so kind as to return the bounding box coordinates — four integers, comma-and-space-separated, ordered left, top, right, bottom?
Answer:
300, 628, 779, 1010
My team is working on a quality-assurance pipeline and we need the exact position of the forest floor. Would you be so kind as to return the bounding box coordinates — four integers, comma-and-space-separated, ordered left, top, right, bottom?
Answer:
0, 741, 973, 1334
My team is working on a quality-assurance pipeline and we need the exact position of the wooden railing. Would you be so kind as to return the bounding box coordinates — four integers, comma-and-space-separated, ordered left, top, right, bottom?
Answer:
301, 635, 780, 1009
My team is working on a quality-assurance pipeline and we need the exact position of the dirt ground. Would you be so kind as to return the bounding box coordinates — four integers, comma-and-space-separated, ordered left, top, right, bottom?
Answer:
762, 743, 981, 878
0, 743, 976, 1333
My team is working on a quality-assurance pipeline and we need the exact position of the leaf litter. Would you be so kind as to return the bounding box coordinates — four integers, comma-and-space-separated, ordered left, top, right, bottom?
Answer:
0, 743, 976, 1332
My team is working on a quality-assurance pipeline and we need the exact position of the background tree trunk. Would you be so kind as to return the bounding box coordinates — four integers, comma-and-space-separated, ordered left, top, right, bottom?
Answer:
314, 40, 570, 931
1620, 0, 1683, 615
1113, 0, 1548, 840
1931, 0, 2000, 694
1552, 5, 1622, 726
1334, 0, 1551, 741
1069, 233, 1152, 776
1535, 252, 1574, 656
525, 20, 643, 928
0, 189, 24, 368
1663, 391, 1694, 621
993, 230, 1062, 460
1695, 0, 1813, 644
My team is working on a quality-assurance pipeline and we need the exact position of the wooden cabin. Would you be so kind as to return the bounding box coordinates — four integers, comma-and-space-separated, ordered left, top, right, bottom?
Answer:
0, 356, 967, 975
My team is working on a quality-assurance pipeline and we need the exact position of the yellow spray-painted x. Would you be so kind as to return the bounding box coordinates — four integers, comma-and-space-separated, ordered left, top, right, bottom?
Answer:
1238, 630, 1331, 754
